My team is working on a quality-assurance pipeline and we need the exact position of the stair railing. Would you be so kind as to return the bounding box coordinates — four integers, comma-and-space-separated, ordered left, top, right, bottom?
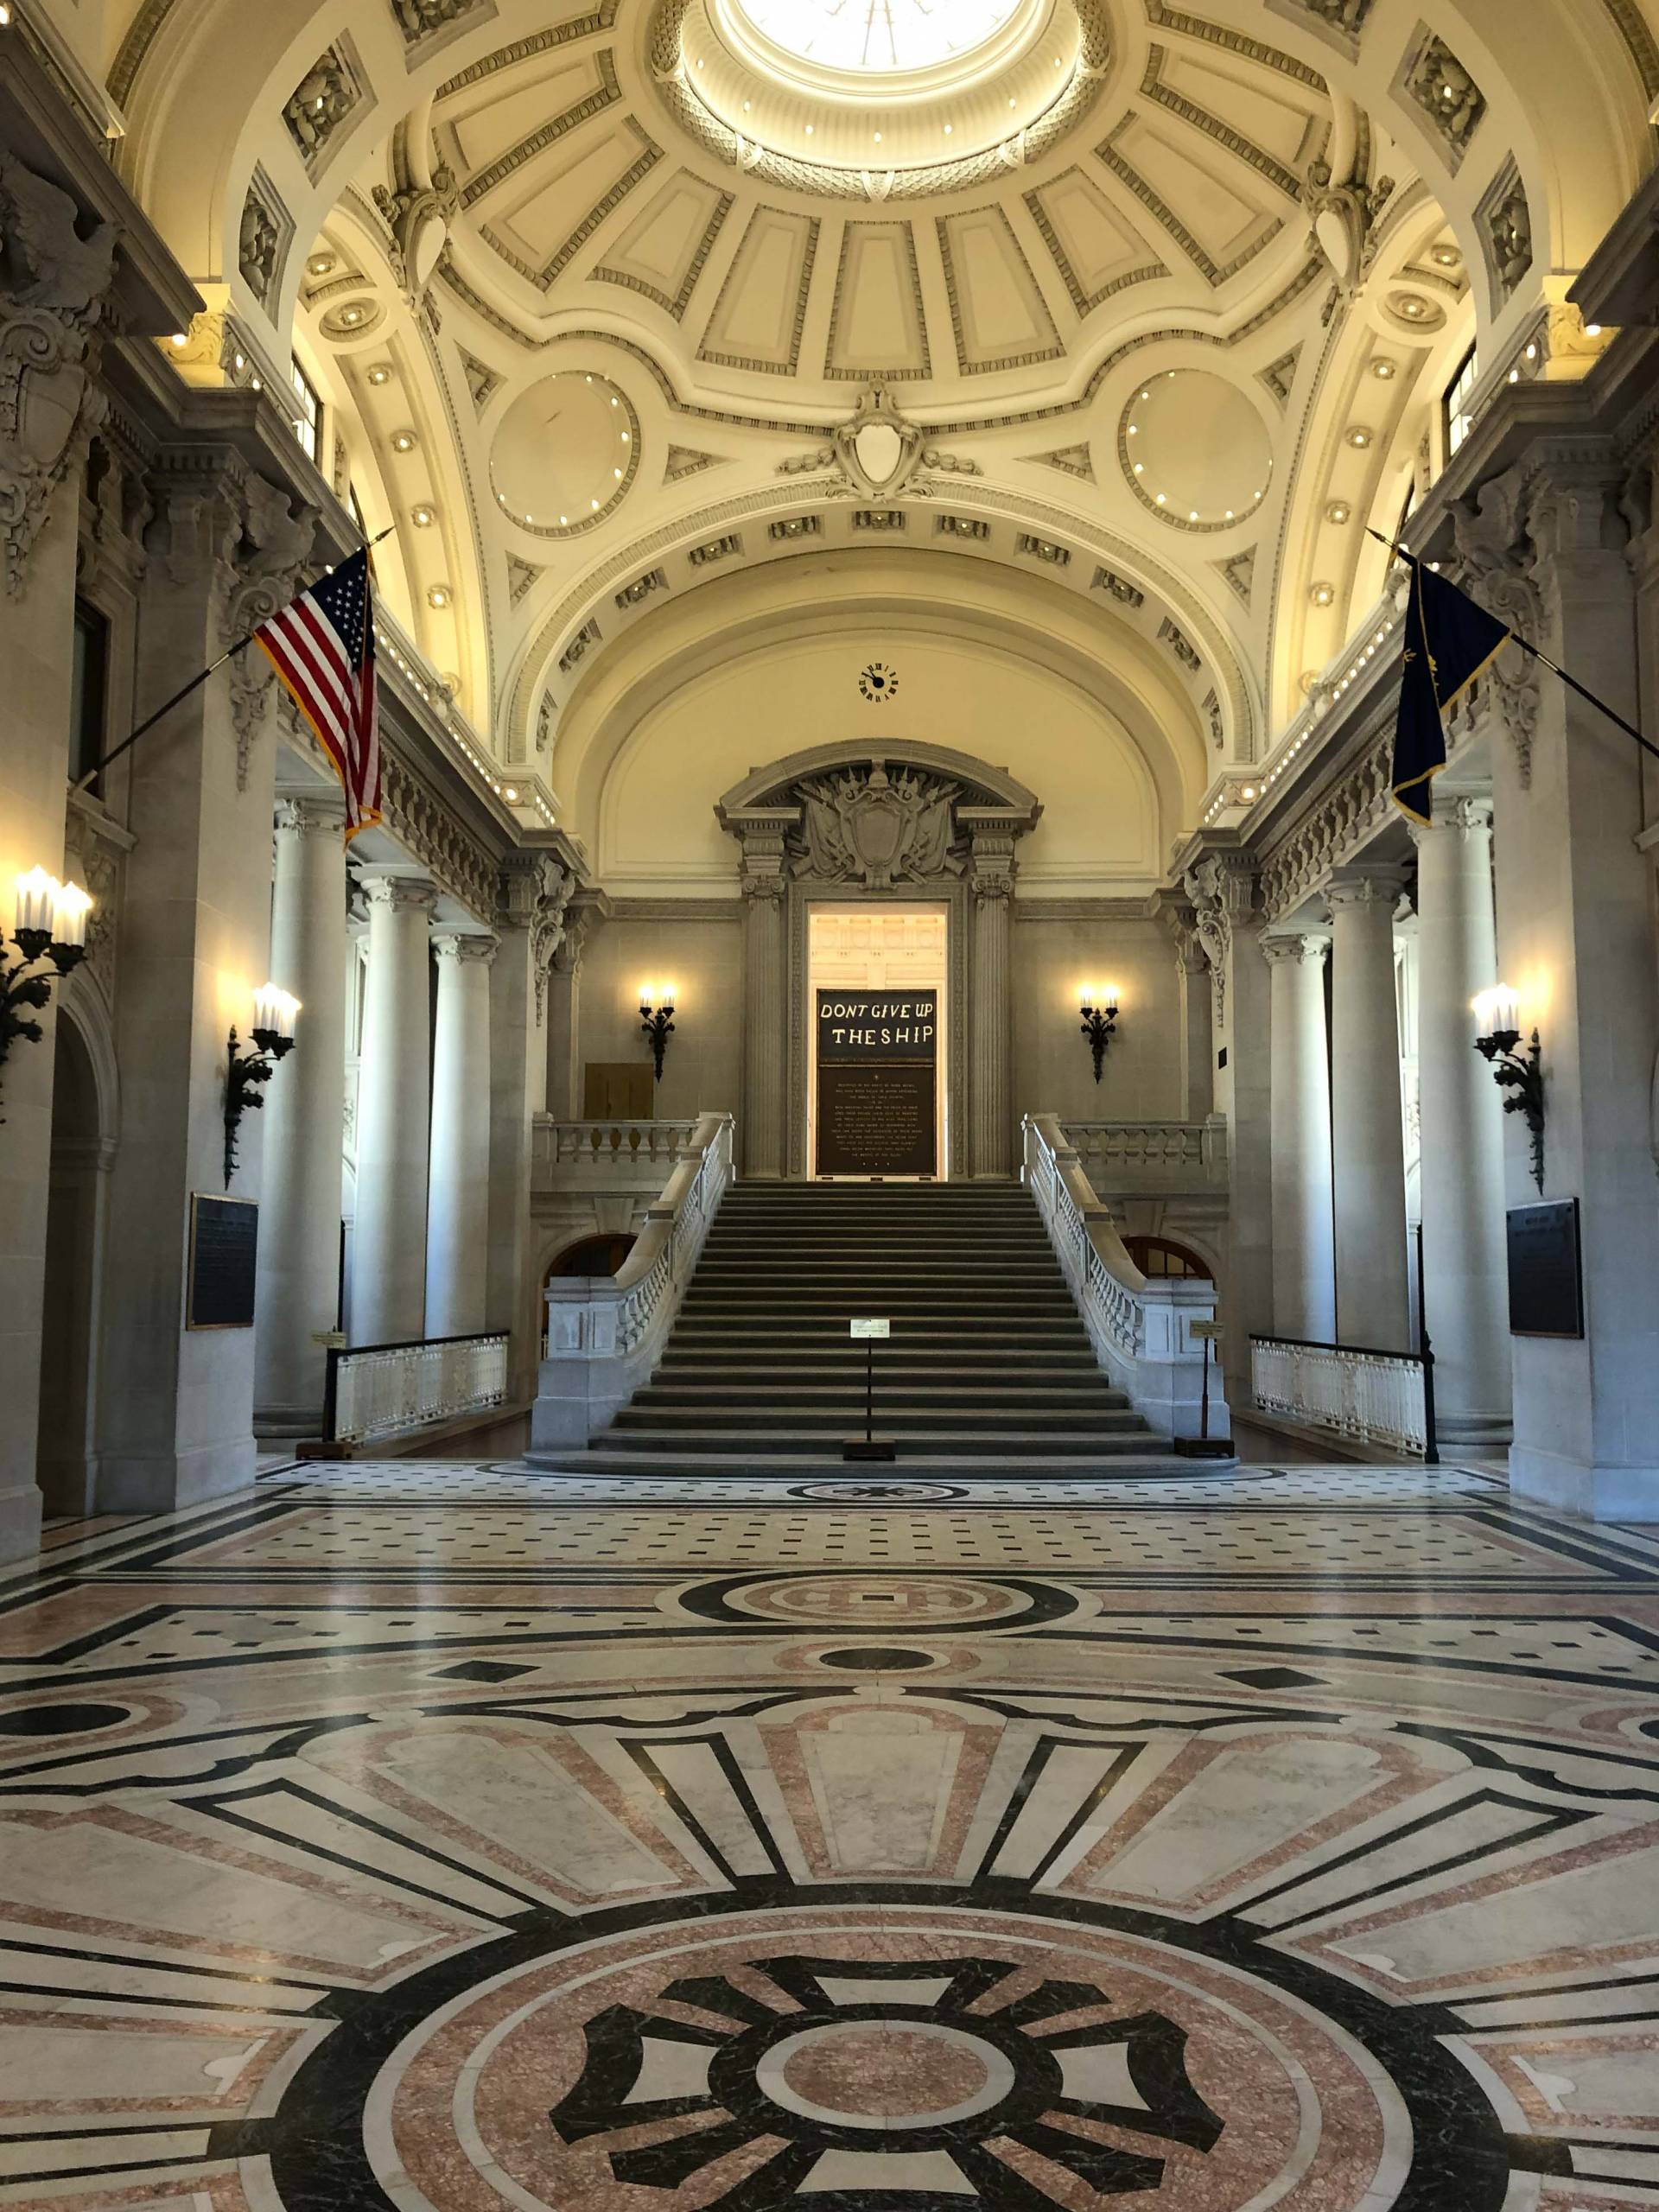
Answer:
1023, 1113, 1229, 1443
531, 1112, 734, 1454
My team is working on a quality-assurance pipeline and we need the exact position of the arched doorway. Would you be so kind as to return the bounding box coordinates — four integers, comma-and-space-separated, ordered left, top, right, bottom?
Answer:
540, 1234, 637, 1354
36, 1014, 109, 1518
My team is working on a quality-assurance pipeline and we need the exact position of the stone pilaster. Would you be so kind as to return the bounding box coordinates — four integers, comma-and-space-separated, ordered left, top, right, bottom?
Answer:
1410, 798, 1512, 1445
1262, 931, 1336, 1344
96, 460, 315, 1510
427, 932, 498, 1340
735, 825, 791, 1179
1486, 453, 1659, 1515
489, 855, 570, 1401
351, 873, 437, 1347
545, 896, 601, 1122
1326, 868, 1412, 1352
968, 830, 1016, 1178
254, 793, 347, 1432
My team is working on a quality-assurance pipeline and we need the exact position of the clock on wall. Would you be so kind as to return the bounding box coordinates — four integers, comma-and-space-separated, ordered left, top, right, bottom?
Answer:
859, 662, 899, 703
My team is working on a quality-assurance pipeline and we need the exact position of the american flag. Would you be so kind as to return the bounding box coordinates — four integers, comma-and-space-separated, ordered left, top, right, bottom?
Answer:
254, 547, 381, 840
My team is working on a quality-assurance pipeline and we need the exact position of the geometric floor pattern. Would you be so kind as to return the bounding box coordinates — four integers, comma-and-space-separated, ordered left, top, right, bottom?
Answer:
3, 1462, 1658, 2210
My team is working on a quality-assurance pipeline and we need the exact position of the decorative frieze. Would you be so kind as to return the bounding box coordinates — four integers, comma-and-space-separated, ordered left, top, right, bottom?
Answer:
1016, 533, 1070, 567
379, 748, 499, 923
769, 515, 821, 542
283, 44, 364, 168
1160, 618, 1203, 673
688, 533, 741, 569
852, 510, 906, 531
559, 618, 601, 676
389, 0, 486, 41
1478, 160, 1533, 304
937, 515, 989, 541
238, 174, 287, 306
1091, 565, 1145, 608
0, 156, 118, 598
615, 567, 668, 610
1401, 29, 1485, 167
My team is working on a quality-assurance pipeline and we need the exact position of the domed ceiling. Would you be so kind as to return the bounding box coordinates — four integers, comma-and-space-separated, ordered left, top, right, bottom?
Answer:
111, 0, 1646, 855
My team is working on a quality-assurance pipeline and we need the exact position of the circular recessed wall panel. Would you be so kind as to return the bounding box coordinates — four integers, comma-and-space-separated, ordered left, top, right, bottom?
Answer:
487, 372, 640, 538
1120, 370, 1273, 531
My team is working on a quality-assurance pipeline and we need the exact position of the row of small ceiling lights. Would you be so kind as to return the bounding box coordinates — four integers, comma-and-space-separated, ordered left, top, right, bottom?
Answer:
1199, 607, 1403, 826
1127, 374, 1264, 522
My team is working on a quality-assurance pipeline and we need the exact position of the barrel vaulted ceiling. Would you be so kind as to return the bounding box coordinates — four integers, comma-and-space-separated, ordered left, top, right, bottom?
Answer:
79, 0, 1659, 864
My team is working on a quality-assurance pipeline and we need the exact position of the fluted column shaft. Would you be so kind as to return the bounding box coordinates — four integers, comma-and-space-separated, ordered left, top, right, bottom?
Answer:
1264, 931, 1335, 1342
351, 874, 435, 1345
969, 832, 1015, 1179
1413, 799, 1512, 1442
426, 933, 498, 1340
255, 797, 347, 1425
741, 877, 787, 1178
1327, 869, 1412, 1351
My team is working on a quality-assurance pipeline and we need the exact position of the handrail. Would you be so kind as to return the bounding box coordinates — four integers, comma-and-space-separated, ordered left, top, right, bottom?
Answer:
1250, 1334, 1428, 1458
326, 1331, 510, 1446
1252, 1330, 1424, 1366
1059, 1118, 1229, 1187
1022, 1112, 1229, 1446
531, 1112, 735, 1456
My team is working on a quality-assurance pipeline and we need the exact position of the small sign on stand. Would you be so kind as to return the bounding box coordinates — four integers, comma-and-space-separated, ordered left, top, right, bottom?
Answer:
1173, 1318, 1234, 1459
843, 1319, 897, 1462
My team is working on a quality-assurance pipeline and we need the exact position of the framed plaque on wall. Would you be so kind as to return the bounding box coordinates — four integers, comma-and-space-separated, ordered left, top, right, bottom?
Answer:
816, 988, 938, 1177
1507, 1198, 1584, 1339
187, 1194, 260, 1331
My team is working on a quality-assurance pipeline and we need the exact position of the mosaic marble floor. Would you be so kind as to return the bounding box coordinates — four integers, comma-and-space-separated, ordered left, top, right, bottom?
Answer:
3, 1462, 1658, 2212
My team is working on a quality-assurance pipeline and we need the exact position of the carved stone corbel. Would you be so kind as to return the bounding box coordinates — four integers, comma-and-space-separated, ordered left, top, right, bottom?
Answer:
223, 476, 321, 791
1450, 474, 1545, 789
1180, 850, 1256, 1029
0, 155, 118, 599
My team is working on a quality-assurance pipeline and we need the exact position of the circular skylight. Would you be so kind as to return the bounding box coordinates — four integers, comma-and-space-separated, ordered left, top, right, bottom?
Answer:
729, 0, 1023, 76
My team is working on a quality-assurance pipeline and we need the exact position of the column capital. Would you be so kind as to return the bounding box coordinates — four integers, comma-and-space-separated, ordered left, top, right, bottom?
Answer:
275, 791, 348, 838
1325, 866, 1407, 915
432, 931, 499, 966
1261, 930, 1329, 968
360, 870, 438, 916
1406, 793, 1493, 847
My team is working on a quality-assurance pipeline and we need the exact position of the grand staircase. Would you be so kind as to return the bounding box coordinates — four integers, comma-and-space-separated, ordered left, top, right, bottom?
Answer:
581, 1180, 1198, 1478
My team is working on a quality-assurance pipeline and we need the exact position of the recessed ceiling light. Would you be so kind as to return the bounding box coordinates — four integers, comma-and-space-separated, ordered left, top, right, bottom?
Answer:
427, 584, 451, 608
411, 504, 435, 526
1371, 359, 1397, 379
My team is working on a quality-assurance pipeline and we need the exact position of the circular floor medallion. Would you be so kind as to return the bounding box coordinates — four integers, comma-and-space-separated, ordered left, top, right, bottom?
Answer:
265, 1895, 1503, 2212
0, 1700, 133, 1736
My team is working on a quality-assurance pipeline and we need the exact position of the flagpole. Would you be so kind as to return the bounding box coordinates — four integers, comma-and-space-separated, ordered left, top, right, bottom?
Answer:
72, 525, 397, 798
1366, 527, 1659, 768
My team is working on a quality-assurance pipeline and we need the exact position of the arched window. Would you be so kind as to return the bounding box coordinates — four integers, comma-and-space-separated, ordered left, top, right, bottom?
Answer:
1122, 1235, 1211, 1281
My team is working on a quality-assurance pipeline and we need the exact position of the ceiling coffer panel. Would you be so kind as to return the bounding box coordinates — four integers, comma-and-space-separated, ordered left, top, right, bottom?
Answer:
1100, 110, 1284, 286
1024, 168, 1167, 315
825, 222, 931, 383
936, 205, 1064, 377
699, 205, 822, 374
595, 169, 735, 319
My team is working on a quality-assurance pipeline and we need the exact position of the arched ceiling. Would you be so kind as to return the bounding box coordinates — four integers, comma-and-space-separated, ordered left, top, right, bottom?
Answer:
82, 0, 1659, 848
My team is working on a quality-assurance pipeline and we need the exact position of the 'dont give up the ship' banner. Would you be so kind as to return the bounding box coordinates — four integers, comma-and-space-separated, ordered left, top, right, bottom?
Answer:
816, 988, 938, 1178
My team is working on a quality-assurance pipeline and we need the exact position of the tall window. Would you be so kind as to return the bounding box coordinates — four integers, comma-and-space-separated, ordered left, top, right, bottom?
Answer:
1444, 344, 1478, 460
70, 601, 110, 797
290, 355, 322, 465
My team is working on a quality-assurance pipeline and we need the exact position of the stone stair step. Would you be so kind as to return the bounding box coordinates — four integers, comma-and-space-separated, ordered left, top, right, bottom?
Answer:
585, 1427, 1162, 1457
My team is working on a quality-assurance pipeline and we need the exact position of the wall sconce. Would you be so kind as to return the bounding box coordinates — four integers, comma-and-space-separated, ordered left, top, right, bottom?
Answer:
2, 870, 92, 1115
224, 983, 299, 1187
1473, 984, 1545, 1192
1078, 982, 1119, 1084
639, 982, 677, 1083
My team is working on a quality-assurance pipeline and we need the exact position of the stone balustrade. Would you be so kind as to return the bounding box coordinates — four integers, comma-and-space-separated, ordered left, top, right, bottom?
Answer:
1058, 1118, 1229, 1192
532, 1117, 703, 1190
530, 1114, 734, 1456
1023, 1115, 1230, 1446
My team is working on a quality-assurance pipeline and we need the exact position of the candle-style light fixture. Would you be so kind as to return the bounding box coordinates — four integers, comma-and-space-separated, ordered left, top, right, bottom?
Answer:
1473, 983, 1545, 1192
1078, 982, 1120, 1084
223, 983, 300, 1187
639, 982, 677, 1083
1, 869, 93, 1116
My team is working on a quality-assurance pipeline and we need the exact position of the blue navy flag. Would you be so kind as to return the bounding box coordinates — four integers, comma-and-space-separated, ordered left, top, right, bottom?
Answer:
1393, 559, 1512, 823
254, 548, 381, 840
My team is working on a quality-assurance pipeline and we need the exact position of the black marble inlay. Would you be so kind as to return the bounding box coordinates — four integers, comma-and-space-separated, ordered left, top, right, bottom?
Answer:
1223, 1665, 1326, 1688
817, 1646, 936, 1670
429, 1660, 537, 1682
0, 1701, 131, 1735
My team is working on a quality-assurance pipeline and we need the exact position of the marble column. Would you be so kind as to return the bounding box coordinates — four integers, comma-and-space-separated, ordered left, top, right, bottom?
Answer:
1412, 799, 1511, 1444
741, 877, 788, 1179
1263, 931, 1336, 1343
489, 853, 569, 1404
426, 932, 498, 1340
969, 835, 1015, 1179
1326, 868, 1412, 1352
255, 795, 347, 1431
350, 874, 436, 1346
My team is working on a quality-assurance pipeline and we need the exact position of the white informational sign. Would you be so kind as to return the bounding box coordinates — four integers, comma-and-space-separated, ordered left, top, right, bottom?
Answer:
1189, 1320, 1224, 1341
850, 1319, 892, 1340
